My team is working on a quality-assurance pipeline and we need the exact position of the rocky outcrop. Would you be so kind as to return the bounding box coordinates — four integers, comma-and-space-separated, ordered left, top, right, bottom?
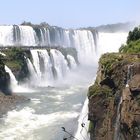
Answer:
0, 48, 31, 117
0, 56, 11, 94
88, 53, 140, 140
120, 74, 140, 140
0, 93, 29, 117
2, 48, 31, 83
0, 49, 30, 116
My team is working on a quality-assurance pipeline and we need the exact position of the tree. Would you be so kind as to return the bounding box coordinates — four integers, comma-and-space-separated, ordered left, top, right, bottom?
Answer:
127, 27, 140, 44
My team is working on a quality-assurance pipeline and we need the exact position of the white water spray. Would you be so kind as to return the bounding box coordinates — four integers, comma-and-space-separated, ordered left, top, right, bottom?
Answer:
67, 55, 77, 69
74, 98, 90, 140
38, 49, 54, 85
50, 49, 69, 79
26, 58, 38, 81
0, 26, 13, 46
97, 32, 127, 57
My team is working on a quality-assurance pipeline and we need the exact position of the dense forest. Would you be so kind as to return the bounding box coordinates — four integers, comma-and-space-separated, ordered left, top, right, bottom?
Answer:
119, 26, 140, 53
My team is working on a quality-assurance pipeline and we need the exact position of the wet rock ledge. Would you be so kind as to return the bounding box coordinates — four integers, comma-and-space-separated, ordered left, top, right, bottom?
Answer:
0, 93, 29, 117
0, 48, 30, 116
88, 53, 140, 140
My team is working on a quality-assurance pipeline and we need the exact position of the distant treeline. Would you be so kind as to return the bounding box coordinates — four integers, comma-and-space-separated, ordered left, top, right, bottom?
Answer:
119, 26, 140, 53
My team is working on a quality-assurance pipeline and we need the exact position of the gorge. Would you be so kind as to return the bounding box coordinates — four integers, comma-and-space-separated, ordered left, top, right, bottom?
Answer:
0, 24, 129, 140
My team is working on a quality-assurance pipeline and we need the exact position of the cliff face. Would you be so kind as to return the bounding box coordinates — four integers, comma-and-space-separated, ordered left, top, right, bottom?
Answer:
0, 52, 30, 116
2, 48, 31, 83
88, 53, 140, 140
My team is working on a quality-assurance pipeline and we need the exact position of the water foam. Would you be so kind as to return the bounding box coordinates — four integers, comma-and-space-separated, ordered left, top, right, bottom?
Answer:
0, 107, 78, 140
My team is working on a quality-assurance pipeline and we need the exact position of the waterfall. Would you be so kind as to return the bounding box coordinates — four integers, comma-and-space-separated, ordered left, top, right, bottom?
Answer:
19, 26, 37, 46
0, 26, 13, 46
67, 55, 77, 69
0, 25, 129, 140
5, 65, 18, 91
72, 30, 97, 64
114, 96, 122, 140
30, 50, 42, 78
98, 32, 127, 56
37, 49, 54, 85
74, 98, 90, 140
50, 49, 69, 79
26, 58, 38, 81
29, 49, 71, 86
40, 29, 45, 45
114, 65, 133, 140
0, 25, 37, 46
13, 25, 21, 45
126, 65, 133, 87
39, 28, 51, 46
0, 25, 127, 61
0, 25, 99, 65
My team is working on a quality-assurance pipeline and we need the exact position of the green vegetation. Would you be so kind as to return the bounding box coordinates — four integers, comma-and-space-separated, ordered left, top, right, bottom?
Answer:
99, 53, 123, 74
88, 84, 112, 98
2, 48, 31, 71
2, 48, 24, 70
88, 121, 94, 132
127, 27, 140, 43
99, 53, 140, 75
1, 48, 32, 81
119, 26, 140, 53
119, 40, 140, 53
88, 52, 140, 98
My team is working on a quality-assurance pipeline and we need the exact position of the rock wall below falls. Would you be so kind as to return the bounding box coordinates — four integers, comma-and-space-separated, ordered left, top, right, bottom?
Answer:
88, 53, 140, 140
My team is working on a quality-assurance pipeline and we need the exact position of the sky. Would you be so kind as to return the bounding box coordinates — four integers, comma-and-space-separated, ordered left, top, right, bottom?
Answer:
0, 0, 140, 28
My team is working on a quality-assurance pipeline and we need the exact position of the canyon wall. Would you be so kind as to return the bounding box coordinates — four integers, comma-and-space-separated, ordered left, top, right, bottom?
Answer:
88, 53, 140, 140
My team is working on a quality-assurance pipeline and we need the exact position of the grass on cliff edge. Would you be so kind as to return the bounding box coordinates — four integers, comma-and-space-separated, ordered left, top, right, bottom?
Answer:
88, 53, 140, 98
100, 53, 140, 74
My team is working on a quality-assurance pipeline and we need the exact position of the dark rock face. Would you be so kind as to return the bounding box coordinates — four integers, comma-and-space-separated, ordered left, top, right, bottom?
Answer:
120, 73, 140, 140
129, 74, 140, 92
0, 56, 11, 95
0, 72, 11, 95
88, 54, 140, 140
120, 87, 140, 140
0, 49, 32, 94
0, 55, 30, 116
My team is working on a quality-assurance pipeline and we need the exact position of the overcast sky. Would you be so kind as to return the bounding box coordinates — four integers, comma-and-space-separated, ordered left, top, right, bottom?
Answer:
0, 0, 140, 28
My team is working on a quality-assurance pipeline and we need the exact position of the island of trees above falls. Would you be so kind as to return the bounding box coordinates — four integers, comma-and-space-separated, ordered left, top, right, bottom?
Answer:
88, 26, 140, 140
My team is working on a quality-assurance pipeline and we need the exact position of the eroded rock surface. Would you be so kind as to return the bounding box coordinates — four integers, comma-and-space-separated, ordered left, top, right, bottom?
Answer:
88, 53, 140, 140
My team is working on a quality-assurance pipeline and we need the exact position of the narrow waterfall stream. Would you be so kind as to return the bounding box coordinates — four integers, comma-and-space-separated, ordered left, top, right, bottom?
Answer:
5, 65, 18, 91
114, 65, 133, 140
74, 98, 90, 140
114, 97, 123, 140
